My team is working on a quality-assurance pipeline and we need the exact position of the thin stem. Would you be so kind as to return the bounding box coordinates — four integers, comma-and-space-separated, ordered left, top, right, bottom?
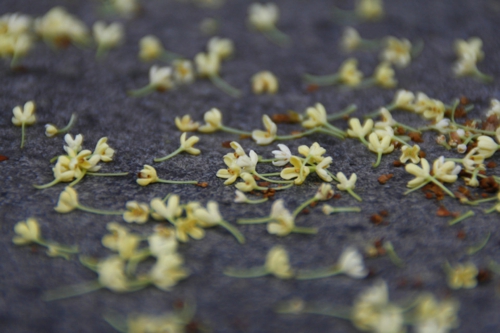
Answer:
238, 216, 273, 224
303, 73, 340, 86
218, 220, 245, 244
292, 227, 318, 234
209, 74, 242, 98
384, 241, 405, 268
293, 197, 317, 217
462, 134, 480, 145
392, 135, 411, 146
33, 178, 61, 189
326, 170, 339, 182
466, 232, 491, 255
404, 180, 431, 195
358, 136, 370, 146
77, 204, 124, 215
347, 189, 362, 202
87, 172, 129, 177
224, 266, 268, 278
128, 84, 156, 97
259, 172, 281, 176
300, 307, 352, 320
262, 28, 291, 47
325, 206, 362, 214
357, 77, 376, 89
160, 50, 185, 62
220, 125, 252, 136
449, 210, 474, 225
95, 45, 108, 59
327, 104, 357, 121
484, 205, 498, 214
276, 127, 320, 141
43, 280, 102, 301
466, 196, 497, 206
296, 267, 341, 280
449, 99, 460, 124
323, 122, 346, 136
20, 122, 26, 149
273, 183, 294, 190
455, 124, 496, 136
372, 152, 383, 168
254, 171, 294, 184
411, 39, 425, 58
245, 198, 269, 204
396, 122, 421, 133
103, 313, 128, 333
58, 113, 77, 133
364, 108, 382, 119
429, 177, 455, 198
316, 127, 346, 139
473, 70, 494, 83
154, 147, 183, 162
157, 179, 199, 185
69, 171, 87, 187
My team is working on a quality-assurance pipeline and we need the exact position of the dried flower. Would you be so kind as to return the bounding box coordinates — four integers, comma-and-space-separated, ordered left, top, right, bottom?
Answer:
252, 71, 279, 94
380, 37, 412, 68
446, 262, 478, 289
252, 114, 277, 145
11, 100, 36, 148
123, 201, 149, 224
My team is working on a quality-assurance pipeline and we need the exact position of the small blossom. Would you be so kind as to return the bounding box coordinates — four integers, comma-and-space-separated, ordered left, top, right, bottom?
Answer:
272, 144, 291, 166
476, 135, 498, 158
45, 124, 58, 137
195, 52, 220, 77
236, 150, 259, 173
252, 114, 277, 145
252, 71, 279, 94
198, 108, 223, 133
193, 201, 222, 227
315, 183, 334, 201
373, 62, 397, 88
54, 187, 79, 213
280, 156, 310, 185
149, 65, 174, 91
139, 35, 163, 61
12, 218, 41, 245
456, 144, 467, 154
413, 92, 434, 114
150, 195, 182, 222
486, 99, 500, 117
380, 37, 412, 68
137, 165, 159, 186
248, 3, 279, 31
298, 142, 326, 163
347, 118, 373, 139
230, 141, 247, 158
413, 294, 460, 333
235, 172, 262, 192
234, 190, 249, 203
102, 223, 141, 260
97, 256, 130, 291
148, 226, 178, 257
264, 245, 294, 278
336, 172, 357, 191
123, 201, 149, 224
447, 262, 478, 289
12, 100, 36, 148
339, 58, 363, 86
216, 155, 241, 185
433, 157, 461, 183
336, 247, 368, 279
93, 21, 124, 56
392, 89, 415, 110
462, 147, 484, 172
434, 118, 451, 133
175, 115, 200, 132
110, 0, 139, 17
149, 253, 189, 291
93, 137, 115, 162
175, 217, 205, 242
405, 158, 431, 188
455, 37, 483, 61
400, 144, 420, 164
267, 199, 295, 236
34, 7, 89, 47
64, 133, 83, 153
368, 132, 394, 154
374, 108, 397, 129
207, 36, 234, 60
422, 99, 446, 122
315, 157, 333, 182
172, 59, 195, 85
302, 103, 327, 129
179, 132, 201, 155
355, 0, 384, 21
340, 27, 361, 52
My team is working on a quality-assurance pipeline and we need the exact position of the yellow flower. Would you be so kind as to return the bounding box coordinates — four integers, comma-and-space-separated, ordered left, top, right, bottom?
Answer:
34, 7, 89, 47
432, 157, 461, 183
235, 172, 261, 192
52, 157, 76, 182
252, 71, 279, 94
368, 132, 394, 154
302, 103, 327, 129
336, 172, 357, 191
54, 187, 79, 213
422, 99, 446, 122
400, 145, 420, 164
476, 136, 498, 158
248, 3, 279, 31
127, 313, 185, 333
207, 36, 234, 60
13, 218, 41, 245
45, 124, 59, 137
486, 98, 500, 117
280, 156, 310, 185
192, 201, 223, 227
267, 199, 295, 236
380, 37, 412, 68
123, 201, 149, 224
272, 144, 292, 166
149, 65, 174, 91
236, 150, 259, 173
97, 256, 130, 291
355, 0, 384, 21
315, 157, 333, 182
264, 245, 294, 278
101, 222, 141, 260
175, 115, 199, 132
454, 37, 483, 61
195, 52, 220, 77
148, 226, 178, 257
179, 132, 201, 155
230, 141, 247, 158
347, 118, 373, 139
64, 133, 83, 153
198, 108, 222, 133
314, 183, 334, 201
137, 165, 159, 186
252, 114, 277, 145
414, 294, 460, 333
216, 154, 241, 185
392, 89, 415, 111
175, 217, 205, 242
461, 147, 484, 172
93, 137, 115, 162
405, 158, 431, 188
150, 195, 182, 222
447, 263, 478, 289
93, 21, 124, 54
11, 100, 36, 126
374, 108, 396, 129
339, 58, 363, 86
373, 62, 397, 88
139, 35, 162, 61
340, 27, 361, 52
149, 253, 189, 291
172, 59, 195, 85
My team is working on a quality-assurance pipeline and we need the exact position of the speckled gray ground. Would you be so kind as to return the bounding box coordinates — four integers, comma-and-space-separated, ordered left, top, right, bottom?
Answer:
1, 0, 500, 332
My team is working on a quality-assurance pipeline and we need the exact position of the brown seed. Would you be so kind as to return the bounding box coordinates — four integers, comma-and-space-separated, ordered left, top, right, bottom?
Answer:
253, 175, 260, 180
477, 269, 492, 284
374, 238, 384, 248
370, 214, 384, 225
239, 134, 251, 140
0, 155, 8, 162
393, 160, 404, 167
301, 208, 310, 214
291, 130, 303, 135
479, 177, 499, 192
408, 132, 424, 143
487, 161, 497, 168
379, 210, 389, 217
258, 181, 270, 187
195, 182, 208, 188
306, 84, 319, 93
221, 141, 232, 148
418, 151, 426, 158
310, 201, 318, 208
395, 126, 406, 135
460, 96, 469, 105
456, 230, 466, 239
378, 174, 393, 184
333, 193, 342, 199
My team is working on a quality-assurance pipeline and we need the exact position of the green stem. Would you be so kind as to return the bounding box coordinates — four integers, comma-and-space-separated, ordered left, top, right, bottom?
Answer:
292, 227, 318, 234
43, 280, 102, 301
429, 177, 455, 198
462, 134, 480, 145
466, 197, 497, 206
396, 122, 421, 133
154, 147, 183, 162
77, 204, 124, 215
484, 205, 498, 214
392, 135, 411, 146
449, 210, 474, 225
20, 122, 26, 149
103, 313, 128, 333
473, 69, 494, 83
160, 50, 185, 62
126, 249, 152, 276
220, 125, 252, 136
262, 27, 291, 47
33, 178, 61, 189
455, 124, 495, 136
347, 189, 362, 202
128, 84, 156, 97
157, 179, 199, 185
87, 172, 129, 177
69, 171, 87, 187
323, 122, 346, 136
58, 113, 77, 133
364, 108, 382, 119
384, 241, 405, 268
404, 180, 431, 195
245, 198, 269, 204
254, 171, 294, 184
296, 267, 341, 280
357, 77, 376, 89
327, 104, 357, 121
316, 127, 346, 139
218, 220, 245, 244
238, 216, 273, 224
293, 197, 317, 217
276, 128, 320, 141
358, 39, 382, 51
259, 172, 281, 176
273, 183, 294, 190
95, 45, 109, 59
224, 266, 269, 278
358, 136, 370, 146
466, 232, 491, 255
209, 74, 242, 98
303, 73, 340, 86
326, 170, 339, 182
324, 206, 361, 214
411, 39, 425, 58
301, 307, 352, 320
372, 152, 383, 168
449, 99, 460, 124
488, 260, 500, 275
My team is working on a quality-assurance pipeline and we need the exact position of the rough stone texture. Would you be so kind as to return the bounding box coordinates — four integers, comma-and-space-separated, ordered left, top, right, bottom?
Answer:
1, 0, 500, 332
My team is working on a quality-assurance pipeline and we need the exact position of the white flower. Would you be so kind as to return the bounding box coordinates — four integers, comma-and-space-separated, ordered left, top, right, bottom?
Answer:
150, 195, 182, 222
179, 132, 201, 155
97, 256, 130, 291
315, 157, 333, 182
45, 124, 59, 137
315, 183, 334, 201
195, 52, 220, 77
0, 13, 33, 36
272, 144, 291, 166
149, 253, 188, 291
93, 21, 124, 51
252, 114, 277, 145
434, 118, 451, 133
375, 108, 397, 129
413, 294, 460, 333
148, 226, 178, 257
298, 142, 326, 163
123, 201, 149, 224
207, 37, 234, 60
380, 37, 412, 68
453, 52, 480, 77
13, 218, 41, 245
336, 247, 368, 279
34, 7, 89, 47
111, 0, 139, 16
193, 201, 223, 227
462, 147, 485, 172
54, 187, 79, 213
175, 115, 199, 132
248, 3, 279, 31
198, 108, 223, 133
236, 150, 259, 173
149, 65, 173, 91
102, 223, 140, 260
11, 101, 36, 126
234, 190, 248, 203
137, 165, 159, 186
355, 0, 384, 21
280, 156, 310, 185
230, 141, 247, 158
252, 71, 279, 94
347, 118, 373, 139
368, 132, 394, 154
